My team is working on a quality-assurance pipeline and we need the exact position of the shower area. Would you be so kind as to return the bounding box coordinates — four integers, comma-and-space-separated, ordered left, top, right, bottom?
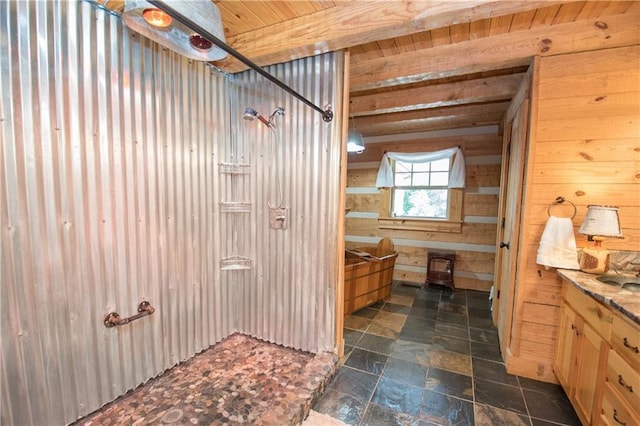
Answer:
0, 1, 345, 424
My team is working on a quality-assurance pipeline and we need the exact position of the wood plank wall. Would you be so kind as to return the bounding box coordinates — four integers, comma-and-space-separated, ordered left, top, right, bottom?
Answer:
345, 128, 502, 292
506, 45, 640, 383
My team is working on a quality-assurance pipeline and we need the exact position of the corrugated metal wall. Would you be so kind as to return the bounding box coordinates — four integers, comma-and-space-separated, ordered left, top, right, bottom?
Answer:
232, 57, 342, 352
0, 1, 343, 424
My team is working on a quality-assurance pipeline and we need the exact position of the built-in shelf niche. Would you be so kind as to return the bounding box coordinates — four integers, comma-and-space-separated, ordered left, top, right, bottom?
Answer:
220, 256, 252, 270
220, 201, 251, 212
219, 162, 251, 174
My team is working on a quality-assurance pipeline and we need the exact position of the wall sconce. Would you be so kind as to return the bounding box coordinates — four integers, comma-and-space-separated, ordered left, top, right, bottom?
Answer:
578, 205, 623, 274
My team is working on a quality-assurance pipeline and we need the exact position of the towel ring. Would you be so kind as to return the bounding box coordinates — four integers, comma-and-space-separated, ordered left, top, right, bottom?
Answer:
547, 196, 576, 219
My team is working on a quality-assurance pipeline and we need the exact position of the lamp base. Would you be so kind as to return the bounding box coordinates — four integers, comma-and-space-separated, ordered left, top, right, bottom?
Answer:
579, 244, 610, 274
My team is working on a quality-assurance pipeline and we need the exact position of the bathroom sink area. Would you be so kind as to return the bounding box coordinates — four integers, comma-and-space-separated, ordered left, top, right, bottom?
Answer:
596, 275, 640, 292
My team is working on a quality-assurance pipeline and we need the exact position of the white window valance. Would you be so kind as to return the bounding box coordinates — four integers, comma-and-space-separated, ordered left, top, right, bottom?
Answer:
375, 147, 466, 189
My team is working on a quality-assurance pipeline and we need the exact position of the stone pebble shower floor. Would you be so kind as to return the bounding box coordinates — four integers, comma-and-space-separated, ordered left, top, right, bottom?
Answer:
77, 334, 338, 425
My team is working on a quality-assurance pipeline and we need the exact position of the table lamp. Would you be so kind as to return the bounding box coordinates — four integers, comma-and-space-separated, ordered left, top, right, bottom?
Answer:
578, 205, 623, 274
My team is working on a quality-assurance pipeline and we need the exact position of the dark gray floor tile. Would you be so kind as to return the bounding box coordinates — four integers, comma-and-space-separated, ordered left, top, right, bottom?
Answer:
393, 283, 420, 297
438, 302, 467, 315
388, 339, 432, 366
425, 367, 473, 401
432, 335, 470, 355
524, 388, 580, 425
383, 357, 427, 388
420, 390, 474, 425
442, 289, 465, 305
470, 340, 503, 362
468, 315, 494, 330
369, 301, 386, 310
344, 348, 388, 375
468, 306, 492, 319
356, 333, 396, 355
474, 378, 527, 414
518, 377, 566, 394
360, 402, 419, 426
436, 311, 468, 326
466, 291, 491, 309
399, 324, 435, 344
344, 329, 364, 347
408, 305, 439, 320
371, 376, 423, 416
435, 321, 469, 340
312, 389, 367, 425
472, 357, 519, 386
329, 366, 380, 402
416, 288, 442, 302
469, 327, 499, 345
531, 418, 575, 426
353, 307, 381, 319
382, 303, 411, 315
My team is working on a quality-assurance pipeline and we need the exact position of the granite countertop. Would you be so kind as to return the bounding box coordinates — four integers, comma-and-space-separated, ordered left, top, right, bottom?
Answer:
558, 269, 640, 326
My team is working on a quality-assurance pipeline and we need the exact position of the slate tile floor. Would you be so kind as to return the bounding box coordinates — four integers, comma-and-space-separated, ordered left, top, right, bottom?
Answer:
313, 282, 580, 426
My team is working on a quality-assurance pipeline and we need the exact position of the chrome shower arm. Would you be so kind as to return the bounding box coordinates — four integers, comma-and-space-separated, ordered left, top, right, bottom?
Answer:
147, 0, 334, 123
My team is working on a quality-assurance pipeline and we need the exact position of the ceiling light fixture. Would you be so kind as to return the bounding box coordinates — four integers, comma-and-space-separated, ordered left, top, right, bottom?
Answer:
123, 0, 227, 61
347, 117, 365, 154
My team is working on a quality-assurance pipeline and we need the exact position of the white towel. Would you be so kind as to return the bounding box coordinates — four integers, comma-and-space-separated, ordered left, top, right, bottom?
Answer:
536, 216, 580, 270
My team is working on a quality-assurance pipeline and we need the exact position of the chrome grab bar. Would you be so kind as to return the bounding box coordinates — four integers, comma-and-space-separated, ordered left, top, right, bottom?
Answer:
104, 301, 155, 328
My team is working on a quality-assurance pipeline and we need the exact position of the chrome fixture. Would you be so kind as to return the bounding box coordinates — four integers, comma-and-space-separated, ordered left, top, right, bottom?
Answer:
145, 0, 333, 122
104, 301, 155, 328
122, 0, 227, 61
243, 107, 285, 129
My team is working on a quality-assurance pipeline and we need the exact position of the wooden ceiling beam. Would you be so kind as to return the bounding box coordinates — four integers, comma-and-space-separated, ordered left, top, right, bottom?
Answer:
360, 111, 506, 136
350, 74, 523, 116
213, 1, 565, 72
353, 102, 510, 129
351, 11, 640, 91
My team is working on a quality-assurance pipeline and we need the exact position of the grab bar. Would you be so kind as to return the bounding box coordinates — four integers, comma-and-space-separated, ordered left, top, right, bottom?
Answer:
104, 301, 155, 328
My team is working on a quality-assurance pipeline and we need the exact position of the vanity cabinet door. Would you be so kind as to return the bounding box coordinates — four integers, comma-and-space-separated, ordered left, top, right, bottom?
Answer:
554, 302, 578, 391
573, 321, 608, 425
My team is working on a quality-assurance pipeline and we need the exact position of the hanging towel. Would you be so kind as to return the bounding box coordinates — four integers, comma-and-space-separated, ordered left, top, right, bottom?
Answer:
536, 216, 580, 270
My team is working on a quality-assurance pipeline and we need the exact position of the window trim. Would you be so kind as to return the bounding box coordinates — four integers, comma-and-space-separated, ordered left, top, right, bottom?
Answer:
378, 187, 463, 233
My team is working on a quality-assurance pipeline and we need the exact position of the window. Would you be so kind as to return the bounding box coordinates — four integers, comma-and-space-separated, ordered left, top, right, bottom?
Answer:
392, 158, 450, 219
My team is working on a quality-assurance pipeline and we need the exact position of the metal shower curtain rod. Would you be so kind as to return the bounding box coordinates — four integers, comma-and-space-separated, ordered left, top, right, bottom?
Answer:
147, 0, 334, 123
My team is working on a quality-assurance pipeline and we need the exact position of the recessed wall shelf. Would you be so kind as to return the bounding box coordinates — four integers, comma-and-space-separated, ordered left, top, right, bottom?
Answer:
219, 162, 251, 174
220, 201, 251, 212
220, 256, 252, 270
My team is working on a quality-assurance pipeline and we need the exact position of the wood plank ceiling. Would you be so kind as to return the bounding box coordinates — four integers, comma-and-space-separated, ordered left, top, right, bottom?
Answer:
103, 1, 639, 137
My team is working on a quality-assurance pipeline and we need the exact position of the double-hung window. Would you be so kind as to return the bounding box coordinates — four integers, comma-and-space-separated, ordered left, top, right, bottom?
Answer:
392, 158, 450, 219
377, 148, 464, 233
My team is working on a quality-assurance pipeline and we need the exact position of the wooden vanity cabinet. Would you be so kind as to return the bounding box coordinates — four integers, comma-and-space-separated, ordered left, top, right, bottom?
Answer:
600, 314, 640, 426
554, 282, 611, 425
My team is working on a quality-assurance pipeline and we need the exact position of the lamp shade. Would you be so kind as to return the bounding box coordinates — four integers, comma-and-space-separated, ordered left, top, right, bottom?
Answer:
578, 205, 623, 238
347, 130, 365, 154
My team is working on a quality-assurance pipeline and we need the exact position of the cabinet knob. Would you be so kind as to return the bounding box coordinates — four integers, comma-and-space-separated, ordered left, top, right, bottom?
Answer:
499, 242, 509, 249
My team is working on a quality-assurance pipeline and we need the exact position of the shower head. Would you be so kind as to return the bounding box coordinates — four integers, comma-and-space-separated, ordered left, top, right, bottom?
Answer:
243, 107, 258, 121
243, 107, 272, 128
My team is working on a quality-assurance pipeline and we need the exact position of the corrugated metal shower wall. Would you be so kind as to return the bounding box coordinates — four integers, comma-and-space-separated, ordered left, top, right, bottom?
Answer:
0, 1, 342, 425
230, 55, 343, 352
